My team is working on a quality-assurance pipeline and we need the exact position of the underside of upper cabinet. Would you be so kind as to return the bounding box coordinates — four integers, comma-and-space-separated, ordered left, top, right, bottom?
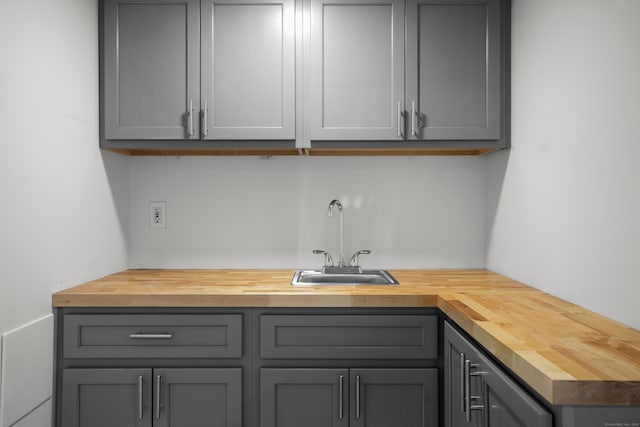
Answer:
99, 0, 511, 156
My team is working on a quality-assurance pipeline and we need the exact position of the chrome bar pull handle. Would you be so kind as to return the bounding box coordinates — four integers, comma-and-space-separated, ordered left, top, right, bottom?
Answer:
129, 333, 173, 340
460, 353, 466, 413
356, 375, 361, 419
397, 101, 403, 138
188, 99, 194, 137
464, 360, 471, 422
339, 375, 344, 419
202, 100, 208, 138
411, 100, 417, 137
156, 375, 162, 419
138, 375, 144, 420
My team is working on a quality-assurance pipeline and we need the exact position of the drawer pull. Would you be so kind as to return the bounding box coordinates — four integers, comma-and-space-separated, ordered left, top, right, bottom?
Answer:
129, 333, 174, 340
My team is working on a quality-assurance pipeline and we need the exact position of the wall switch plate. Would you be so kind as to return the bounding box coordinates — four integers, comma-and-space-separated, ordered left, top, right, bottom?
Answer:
149, 202, 166, 229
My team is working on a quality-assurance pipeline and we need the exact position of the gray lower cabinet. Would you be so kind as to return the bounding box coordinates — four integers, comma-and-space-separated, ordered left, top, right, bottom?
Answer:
260, 368, 438, 427
62, 368, 242, 427
444, 322, 552, 427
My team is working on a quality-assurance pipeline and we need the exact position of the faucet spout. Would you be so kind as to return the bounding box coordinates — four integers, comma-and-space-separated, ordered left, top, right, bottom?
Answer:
327, 199, 345, 267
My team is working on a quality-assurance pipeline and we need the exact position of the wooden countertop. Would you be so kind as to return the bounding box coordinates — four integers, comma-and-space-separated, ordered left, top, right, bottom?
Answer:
53, 269, 640, 407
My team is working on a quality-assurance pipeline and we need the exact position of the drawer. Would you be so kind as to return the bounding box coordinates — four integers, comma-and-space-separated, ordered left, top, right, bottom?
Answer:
260, 315, 437, 359
64, 314, 242, 358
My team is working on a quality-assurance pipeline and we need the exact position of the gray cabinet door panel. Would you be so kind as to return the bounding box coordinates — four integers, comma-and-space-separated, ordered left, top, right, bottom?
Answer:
478, 352, 552, 427
201, 0, 296, 140
155, 368, 242, 427
406, 0, 501, 140
260, 368, 349, 427
64, 314, 243, 358
444, 323, 477, 427
103, 0, 200, 140
444, 322, 552, 427
260, 315, 438, 359
351, 369, 438, 427
308, 0, 405, 140
62, 368, 152, 427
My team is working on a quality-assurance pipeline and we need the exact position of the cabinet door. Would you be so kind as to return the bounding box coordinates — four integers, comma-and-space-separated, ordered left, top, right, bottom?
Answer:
477, 353, 552, 427
351, 369, 438, 427
260, 368, 349, 427
406, 0, 501, 140
308, 0, 405, 140
62, 368, 152, 427
155, 368, 242, 427
201, 0, 295, 140
444, 323, 484, 427
103, 0, 200, 140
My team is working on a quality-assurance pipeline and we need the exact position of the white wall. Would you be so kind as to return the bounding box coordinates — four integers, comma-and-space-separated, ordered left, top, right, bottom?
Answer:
129, 156, 486, 269
0, 0, 128, 424
486, 0, 640, 330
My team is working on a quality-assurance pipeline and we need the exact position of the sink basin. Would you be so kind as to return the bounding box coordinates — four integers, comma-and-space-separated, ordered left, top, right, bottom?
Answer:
292, 269, 399, 286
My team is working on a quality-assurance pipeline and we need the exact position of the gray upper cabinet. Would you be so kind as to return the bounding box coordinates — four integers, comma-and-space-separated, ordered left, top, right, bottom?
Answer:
201, 0, 296, 140
406, 0, 502, 141
103, 0, 200, 140
102, 0, 295, 145
307, 0, 405, 141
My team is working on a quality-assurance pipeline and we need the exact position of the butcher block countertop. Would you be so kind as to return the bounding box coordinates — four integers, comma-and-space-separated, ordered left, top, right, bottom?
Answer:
52, 269, 640, 407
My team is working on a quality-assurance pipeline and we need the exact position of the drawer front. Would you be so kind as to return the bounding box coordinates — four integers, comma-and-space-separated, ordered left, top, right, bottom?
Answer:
64, 314, 242, 358
260, 315, 437, 359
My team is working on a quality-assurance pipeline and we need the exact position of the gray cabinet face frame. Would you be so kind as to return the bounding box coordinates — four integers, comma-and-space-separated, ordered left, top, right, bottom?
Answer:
103, 0, 201, 140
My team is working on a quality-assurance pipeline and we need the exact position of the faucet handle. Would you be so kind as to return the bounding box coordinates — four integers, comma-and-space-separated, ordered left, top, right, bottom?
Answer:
313, 249, 334, 267
350, 250, 372, 267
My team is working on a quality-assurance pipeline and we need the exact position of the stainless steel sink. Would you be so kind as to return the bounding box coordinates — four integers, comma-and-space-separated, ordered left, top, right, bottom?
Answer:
292, 269, 399, 286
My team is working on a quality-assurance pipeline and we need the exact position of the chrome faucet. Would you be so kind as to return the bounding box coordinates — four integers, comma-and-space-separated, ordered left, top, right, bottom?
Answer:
327, 199, 345, 267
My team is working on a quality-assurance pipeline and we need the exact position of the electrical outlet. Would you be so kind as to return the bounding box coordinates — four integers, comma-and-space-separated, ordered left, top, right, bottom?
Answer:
149, 202, 166, 229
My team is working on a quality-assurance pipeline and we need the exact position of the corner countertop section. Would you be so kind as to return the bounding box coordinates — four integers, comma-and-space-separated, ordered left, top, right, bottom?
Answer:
52, 269, 640, 407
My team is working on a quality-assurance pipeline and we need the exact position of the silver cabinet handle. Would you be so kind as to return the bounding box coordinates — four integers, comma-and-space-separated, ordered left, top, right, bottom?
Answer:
339, 375, 344, 419
129, 333, 173, 339
188, 99, 194, 137
202, 100, 208, 138
356, 375, 361, 419
397, 101, 403, 138
156, 375, 162, 419
464, 360, 471, 422
411, 100, 417, 137
460, 353, 466, 413
138, 375, 144, 420
464, 360, 485, 422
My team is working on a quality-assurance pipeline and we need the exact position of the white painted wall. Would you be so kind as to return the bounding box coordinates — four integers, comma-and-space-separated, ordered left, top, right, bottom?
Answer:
129, 156, 486, 269
486, 0, 640, 330
0, 0, 128, 424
